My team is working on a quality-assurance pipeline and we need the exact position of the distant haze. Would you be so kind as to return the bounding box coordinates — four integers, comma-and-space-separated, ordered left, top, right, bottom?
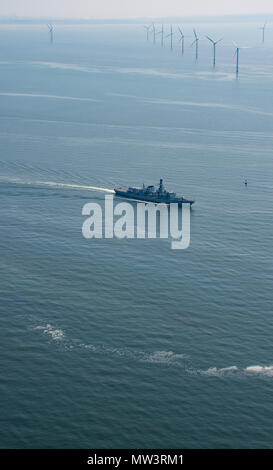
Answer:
2, 0, 273, 19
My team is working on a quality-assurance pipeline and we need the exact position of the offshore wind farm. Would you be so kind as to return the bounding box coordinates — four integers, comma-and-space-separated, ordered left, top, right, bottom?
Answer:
143, 19, 269, 75
1, 15, 273, 450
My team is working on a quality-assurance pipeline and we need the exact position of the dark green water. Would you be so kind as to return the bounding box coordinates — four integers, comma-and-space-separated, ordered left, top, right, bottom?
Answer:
1, 22, 273, 449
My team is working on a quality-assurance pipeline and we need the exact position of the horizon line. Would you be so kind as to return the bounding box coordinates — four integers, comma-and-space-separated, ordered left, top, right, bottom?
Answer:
0, 12, 272, 22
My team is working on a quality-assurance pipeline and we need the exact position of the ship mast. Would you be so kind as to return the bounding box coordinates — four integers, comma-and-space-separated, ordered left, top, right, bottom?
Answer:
159, 179, 164, 193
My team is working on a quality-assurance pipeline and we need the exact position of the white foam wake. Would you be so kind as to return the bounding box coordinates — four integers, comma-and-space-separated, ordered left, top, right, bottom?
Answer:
33, 324, 64, 341
34, 180, 115, 193
197, 366, 239, 376
140, 350, 186, 365
31, 323, 273, 377
0, 177, 114, 194
245, 365, 273, 377
194, 364, 273, 378
32, 323, 186, 365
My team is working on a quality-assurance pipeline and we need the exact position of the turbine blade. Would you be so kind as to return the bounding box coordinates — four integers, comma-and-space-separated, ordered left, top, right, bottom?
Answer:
178, 26, 184, 36
193, 29, 198, 39
206, 36, 214, 44
216, 38, 224, 44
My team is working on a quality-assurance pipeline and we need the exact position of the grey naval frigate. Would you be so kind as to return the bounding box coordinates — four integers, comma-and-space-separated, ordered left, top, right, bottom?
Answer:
114, 179, 195, 206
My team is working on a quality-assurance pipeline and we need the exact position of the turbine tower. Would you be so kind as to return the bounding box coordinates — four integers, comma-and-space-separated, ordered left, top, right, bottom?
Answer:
47, 24, 54, 44
152, 23, 156, 44
259, 22, 267, 43
233, 42, 249, 77
166, 25, 174, 50
191, 29, 199, 61
156, 24, 164, 47
206, 35, 223, 67
178, 27, 185, 55
234, 45, 240, 77
160, 24, 164, 47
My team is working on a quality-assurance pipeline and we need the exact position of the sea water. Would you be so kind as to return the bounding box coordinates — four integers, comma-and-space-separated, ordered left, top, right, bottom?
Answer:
0, 21, 273, 448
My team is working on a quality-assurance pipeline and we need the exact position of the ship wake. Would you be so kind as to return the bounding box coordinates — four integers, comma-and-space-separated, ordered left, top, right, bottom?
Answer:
0, 176, 115, 194
31, 321, 273, 379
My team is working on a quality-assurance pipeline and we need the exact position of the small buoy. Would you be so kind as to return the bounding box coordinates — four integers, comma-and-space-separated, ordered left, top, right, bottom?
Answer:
244, 179, 248, 186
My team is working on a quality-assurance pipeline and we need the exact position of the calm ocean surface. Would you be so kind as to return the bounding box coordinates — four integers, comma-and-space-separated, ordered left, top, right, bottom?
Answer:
0, 22, 273, 449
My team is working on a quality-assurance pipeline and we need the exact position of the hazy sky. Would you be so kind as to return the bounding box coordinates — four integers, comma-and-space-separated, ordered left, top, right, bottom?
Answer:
2, 0, 273, 18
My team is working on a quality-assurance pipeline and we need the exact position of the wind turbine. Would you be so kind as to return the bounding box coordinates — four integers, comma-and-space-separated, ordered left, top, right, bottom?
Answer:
144, 24, 152, 41
191, 29, 199, 61
178, 26, 185, 55
258, 22, 267, 43
206, 35, 223, 67
234, 43, 240, 77
152, 23, 156, 44
160, 24, 164, 47
233, 42, 249, 77
47, 24, 54, 44
166, 25, 174, 50
156, 24, 164, 47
